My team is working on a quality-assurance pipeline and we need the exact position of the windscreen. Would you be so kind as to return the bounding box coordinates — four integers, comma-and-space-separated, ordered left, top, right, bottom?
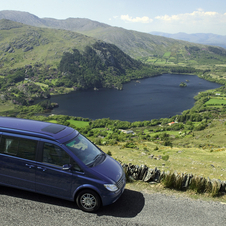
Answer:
65, 134, 103, 166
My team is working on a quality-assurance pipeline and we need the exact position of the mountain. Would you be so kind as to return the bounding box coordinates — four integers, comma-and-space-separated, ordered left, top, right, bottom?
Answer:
0, 19, 155, 106
1, 10, 226, 68
0, 10, 210, 59
0, 10, 44, 27
150, 31, 226, 49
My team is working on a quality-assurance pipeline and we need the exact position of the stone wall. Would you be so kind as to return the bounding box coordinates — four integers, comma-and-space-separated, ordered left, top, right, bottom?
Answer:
122, 163, 226, 193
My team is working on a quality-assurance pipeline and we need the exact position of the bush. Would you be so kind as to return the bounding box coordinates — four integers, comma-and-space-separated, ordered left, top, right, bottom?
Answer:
124, 142, 136, 148
189, 176, 206, 193
211, 181, 219, 197
108, 139, 118, 145
164, 140, 173, 147
94, 138, 102, 145
162, 155, 169, 161
162, 172, 176, 189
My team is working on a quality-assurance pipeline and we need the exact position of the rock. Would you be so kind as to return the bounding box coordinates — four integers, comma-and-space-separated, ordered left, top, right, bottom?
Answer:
143, 168, 154, 182
182, 174, 188, 188
138, 164, 148, 180
184, 174, 193, 188
149, 181, 157, 185
23, 46, 33, 52
8, 47, 15, 53
0, 94, 5, 101
154, 168, 161, 182
3, 44, 11, 52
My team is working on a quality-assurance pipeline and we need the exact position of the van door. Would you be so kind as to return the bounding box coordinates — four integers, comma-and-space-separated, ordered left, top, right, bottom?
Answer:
35, 141, 73, 199
0, 134, 37, 191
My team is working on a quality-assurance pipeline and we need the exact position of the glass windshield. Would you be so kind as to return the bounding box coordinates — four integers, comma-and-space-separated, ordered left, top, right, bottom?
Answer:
65, 134, 103, 166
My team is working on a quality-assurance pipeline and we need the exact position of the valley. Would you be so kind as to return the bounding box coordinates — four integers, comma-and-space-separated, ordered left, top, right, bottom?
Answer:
1, 11, 226, 197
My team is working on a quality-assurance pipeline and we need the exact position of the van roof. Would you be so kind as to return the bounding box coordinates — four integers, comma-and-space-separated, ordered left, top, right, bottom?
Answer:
0, 117, 78, 142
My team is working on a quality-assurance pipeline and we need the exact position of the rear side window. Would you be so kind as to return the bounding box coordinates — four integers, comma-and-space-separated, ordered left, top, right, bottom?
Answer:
42, 142, 71, 167
0, 135, 37, 160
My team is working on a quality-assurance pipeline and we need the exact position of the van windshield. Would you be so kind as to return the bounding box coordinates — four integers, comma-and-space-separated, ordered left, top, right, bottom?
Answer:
65, 134, 104, 166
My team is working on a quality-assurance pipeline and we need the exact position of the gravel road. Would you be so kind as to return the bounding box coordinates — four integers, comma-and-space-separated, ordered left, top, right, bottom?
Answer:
0, 186, 226, 226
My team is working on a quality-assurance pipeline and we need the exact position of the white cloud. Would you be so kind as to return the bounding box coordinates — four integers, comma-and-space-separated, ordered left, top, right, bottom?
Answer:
155, 9, 224, 22
120, 14, 153, 23
152, 9, 226, 34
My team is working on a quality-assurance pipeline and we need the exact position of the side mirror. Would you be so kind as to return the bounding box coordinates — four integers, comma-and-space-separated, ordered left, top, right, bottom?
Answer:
62, 164, 72, 170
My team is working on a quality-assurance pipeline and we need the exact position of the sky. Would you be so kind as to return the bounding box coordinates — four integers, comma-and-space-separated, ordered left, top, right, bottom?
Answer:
2, 0, 226, 35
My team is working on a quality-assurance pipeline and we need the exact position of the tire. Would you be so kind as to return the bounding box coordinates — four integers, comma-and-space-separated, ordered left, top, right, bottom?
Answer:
76, 189, 101, 212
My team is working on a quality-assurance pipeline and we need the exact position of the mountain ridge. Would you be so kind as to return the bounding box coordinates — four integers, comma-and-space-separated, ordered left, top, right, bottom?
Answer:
150, 31, 226, 49
0, 10, 217, 60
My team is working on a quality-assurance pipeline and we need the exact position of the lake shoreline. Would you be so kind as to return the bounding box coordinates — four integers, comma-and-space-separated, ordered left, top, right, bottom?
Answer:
47, 74, 222, 122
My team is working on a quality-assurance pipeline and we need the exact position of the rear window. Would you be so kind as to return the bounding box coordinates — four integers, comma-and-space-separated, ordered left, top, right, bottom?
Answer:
0, 135, 37, 160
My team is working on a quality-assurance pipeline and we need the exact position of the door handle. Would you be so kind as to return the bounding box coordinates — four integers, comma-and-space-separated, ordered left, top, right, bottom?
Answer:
37, 166, 46, 172
25, 164, 35, 169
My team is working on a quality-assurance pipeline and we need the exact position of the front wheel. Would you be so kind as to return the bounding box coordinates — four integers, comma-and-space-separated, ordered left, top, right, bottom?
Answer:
76, 189, 101, 212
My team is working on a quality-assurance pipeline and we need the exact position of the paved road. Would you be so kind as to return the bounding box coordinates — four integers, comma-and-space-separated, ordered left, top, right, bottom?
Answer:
0, 186, 226, 226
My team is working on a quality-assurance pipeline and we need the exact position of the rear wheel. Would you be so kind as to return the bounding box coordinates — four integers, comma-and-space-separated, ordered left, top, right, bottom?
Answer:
76, 189, 101, 212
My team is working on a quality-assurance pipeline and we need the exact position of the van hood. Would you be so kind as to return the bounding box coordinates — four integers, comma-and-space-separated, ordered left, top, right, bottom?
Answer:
91, 155, 123, 183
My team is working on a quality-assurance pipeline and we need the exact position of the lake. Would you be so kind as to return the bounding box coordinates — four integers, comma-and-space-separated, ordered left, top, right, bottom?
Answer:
49, 74, 222, 122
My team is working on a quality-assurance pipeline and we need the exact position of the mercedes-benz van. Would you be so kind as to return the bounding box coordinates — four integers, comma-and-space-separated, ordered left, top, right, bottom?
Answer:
0, 117, 126, 212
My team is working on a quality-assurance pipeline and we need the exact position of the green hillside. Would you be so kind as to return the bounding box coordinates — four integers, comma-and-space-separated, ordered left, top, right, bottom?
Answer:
1, 10, 226, 65
0, 19, 96, 70
0, 19, 159, 108
1, 18, 226, 111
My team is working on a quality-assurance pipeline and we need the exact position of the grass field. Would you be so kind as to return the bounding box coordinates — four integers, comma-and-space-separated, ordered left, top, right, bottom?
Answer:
0, 101, 15, 112
47, 119, 89, 128
163, 52, 171, 57
93, 119, 226, 181
205, 98, 226, 105
67, 119, 89, 128
100, 141, 226, 180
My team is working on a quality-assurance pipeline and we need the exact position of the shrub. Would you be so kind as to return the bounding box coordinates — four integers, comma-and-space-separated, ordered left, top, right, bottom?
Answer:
124, 142, 136, 148
162, 172, 176, 189
108, 139, 118, 145
189, 176, 206, 193
174, 174, 183, 190
107, 150, 112, 156
164, 140, 173, 147
94, 138, 102, 145
162, 155, 169, 161
211, 181, 220, 197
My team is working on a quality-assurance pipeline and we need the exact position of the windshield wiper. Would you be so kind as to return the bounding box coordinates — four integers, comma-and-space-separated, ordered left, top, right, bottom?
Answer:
91, 153, 105, 167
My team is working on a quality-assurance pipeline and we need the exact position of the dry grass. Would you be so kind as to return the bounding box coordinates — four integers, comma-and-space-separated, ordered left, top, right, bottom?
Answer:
100, 141, 226, 180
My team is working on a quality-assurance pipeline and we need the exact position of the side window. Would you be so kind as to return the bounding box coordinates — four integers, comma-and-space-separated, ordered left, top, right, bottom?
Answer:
42, 143, 70, 167
18, 139, 37, 160
0, 136, 19, 156
0, 135, 37, 160
71, 160, 82, 172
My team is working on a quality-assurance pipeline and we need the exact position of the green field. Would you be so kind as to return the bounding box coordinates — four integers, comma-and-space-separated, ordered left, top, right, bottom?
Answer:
67, 120, 89, 128
163, 52, 171, 57
47, 119, 89, 128
205, 98, 226, 105
0, 101, 15, 112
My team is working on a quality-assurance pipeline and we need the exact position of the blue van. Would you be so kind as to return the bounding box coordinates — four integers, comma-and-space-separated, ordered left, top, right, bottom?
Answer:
0, 117, 126, 212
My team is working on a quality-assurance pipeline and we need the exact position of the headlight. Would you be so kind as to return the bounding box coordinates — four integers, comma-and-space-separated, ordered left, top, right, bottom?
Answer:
104, 184, 118, 192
